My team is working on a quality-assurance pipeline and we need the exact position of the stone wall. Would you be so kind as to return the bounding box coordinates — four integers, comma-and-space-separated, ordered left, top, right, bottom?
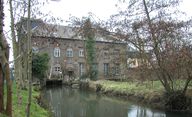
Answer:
32, 36, 127, 79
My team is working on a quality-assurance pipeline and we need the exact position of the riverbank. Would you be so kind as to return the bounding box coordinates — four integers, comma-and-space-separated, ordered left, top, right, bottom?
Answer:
87, 80, 192, 110
1, 83, 51, 117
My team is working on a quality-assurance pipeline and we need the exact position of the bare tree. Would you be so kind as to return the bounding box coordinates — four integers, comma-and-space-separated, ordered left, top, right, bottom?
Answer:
107, 0, 192, 110
0, 0, 12, 116
26, 0, 32, 116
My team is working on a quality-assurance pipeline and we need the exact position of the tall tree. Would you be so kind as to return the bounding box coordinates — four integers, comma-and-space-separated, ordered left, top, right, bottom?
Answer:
0, 0, 4, 109
9, 0, 26, 90
108, 0, 192, 110
0, 0, 12, 116
26, 0, 32, 116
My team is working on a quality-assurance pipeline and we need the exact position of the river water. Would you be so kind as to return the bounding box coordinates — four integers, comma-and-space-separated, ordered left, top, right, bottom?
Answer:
42, 86, 192, 117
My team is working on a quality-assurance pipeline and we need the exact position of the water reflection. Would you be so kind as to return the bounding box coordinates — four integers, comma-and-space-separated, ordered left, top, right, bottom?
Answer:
42, 86, 191, 117
128, 105, 165, 117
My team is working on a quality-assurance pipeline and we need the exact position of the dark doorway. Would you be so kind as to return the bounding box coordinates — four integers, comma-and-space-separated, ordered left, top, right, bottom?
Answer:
68, 71, 74, 78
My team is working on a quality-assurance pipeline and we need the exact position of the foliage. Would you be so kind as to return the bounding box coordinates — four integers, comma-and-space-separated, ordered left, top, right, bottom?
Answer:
83, 19, 98, 80
11, 82, 50, 117
1, 83, 51, 117
32, 53, 49, 79
0, 114, 7, 117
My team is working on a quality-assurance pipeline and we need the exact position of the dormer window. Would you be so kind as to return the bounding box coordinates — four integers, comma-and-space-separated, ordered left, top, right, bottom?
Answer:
54, 47, 60, 57
66, 48, 73, 57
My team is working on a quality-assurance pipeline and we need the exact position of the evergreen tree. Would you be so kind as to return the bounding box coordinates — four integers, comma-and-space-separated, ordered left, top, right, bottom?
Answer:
32, 53, 49, 79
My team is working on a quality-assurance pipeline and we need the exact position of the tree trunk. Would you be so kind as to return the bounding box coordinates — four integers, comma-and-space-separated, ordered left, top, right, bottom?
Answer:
5, 59, 12, 117
9, 0, 20, 85
26, 0, 32, 116
0, 64, 4, 113
183, 78, 192, 95
0, 0, 12, 116
0, 48, 12, 117
142, 0, 172, 93
0, 0, 5, 114
0, 33, 12, 117
0, 36, 12, 117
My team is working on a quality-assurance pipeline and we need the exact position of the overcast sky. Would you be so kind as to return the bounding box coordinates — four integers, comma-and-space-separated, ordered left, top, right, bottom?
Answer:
40, 0, 192, 22
3, 0, 192, 61
4, 0, 192, 31
42, 0, 119, 21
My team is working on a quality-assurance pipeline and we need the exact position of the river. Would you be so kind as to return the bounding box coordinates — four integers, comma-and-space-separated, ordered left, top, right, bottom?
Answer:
42, 86, 192, 117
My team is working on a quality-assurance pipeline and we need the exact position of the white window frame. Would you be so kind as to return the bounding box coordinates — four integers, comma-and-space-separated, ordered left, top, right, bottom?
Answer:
79, 49, 84, 57
54, 47, 60, 57
54, 66, 61, 72
66, 48, 73, 57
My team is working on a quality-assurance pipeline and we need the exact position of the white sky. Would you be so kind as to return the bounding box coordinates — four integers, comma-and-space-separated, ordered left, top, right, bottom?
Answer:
42, 0, 119, 21
43, 0, 192, 21
3, 0, 192, 61
4, 0, 192, 32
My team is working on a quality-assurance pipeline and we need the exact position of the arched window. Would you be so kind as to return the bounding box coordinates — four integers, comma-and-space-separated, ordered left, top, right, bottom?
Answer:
54, 47, 60, 57
66, 48, 73, 57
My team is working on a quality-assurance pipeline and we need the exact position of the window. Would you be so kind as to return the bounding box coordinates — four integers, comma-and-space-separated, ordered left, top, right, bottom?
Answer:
54, 64, 61, 73
104, 63, 109, 76
79, 63, 84, 76
54, 47, 60, 57
79, 49, 84, 57
66, 48, 73, 57
114, 64, 120, 75
54, 66, 61, 72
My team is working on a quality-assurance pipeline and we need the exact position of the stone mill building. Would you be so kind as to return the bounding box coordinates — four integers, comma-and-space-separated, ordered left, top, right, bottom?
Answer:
20, 19, 127, 79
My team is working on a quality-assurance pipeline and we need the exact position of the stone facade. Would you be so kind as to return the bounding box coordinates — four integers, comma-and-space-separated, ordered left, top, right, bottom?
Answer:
17, 18, 127, 79
17, 18, 154, 81
31, 30, 127, 79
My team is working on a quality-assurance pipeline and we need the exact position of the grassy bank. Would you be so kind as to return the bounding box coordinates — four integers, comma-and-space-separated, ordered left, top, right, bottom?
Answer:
1, 82, 50, 117
89, 80, 192, 109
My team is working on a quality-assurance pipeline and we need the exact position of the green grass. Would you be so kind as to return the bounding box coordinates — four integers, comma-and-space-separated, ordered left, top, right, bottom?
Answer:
1, 82, 50, 117
97, 80, 192, 94
12, 83, 50, 117
94, 80, 168, 102
94, 80, 192, 103
0, 114, 7, 117
97, 80, 164, 95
